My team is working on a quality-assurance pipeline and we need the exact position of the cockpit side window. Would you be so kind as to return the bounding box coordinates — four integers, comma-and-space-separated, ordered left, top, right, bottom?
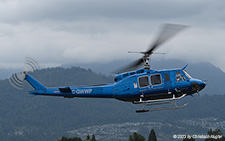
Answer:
176, 72, 182, 81
182, 74, 186, 81
176, 71, 186, 81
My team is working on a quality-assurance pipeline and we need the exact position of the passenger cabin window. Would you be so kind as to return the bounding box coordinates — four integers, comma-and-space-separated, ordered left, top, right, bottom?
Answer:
137, 69, 144, 74
123, 73, 129, 78
130, 72, 135, 75
139, 76, 149, 88
165, 73, 170, 81
175, 72, 186, 81
151, 74, 162, 85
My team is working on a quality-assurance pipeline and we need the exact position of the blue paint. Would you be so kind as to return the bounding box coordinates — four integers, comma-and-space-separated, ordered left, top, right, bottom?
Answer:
25, 67, 206, 103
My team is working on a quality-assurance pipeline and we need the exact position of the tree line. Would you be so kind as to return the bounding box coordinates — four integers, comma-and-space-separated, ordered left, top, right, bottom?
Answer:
57, 129, 157, 141
58, 128, 225, 141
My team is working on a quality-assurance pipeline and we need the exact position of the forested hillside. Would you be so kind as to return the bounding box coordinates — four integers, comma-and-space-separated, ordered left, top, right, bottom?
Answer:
0, 66, 225, 140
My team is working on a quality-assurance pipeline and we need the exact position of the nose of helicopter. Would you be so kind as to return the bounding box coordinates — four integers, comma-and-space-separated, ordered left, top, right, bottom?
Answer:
190, 79, 206, 93
198, 80, 206, 91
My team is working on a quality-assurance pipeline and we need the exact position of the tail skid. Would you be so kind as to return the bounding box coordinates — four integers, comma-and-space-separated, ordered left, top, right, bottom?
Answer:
24, 72, 47, 90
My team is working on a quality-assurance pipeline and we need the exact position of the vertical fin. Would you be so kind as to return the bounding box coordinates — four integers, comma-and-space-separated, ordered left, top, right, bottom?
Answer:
24, 73, 47, 90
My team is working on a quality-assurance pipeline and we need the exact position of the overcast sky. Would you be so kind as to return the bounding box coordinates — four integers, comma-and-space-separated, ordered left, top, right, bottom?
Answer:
0, 0, 225, 71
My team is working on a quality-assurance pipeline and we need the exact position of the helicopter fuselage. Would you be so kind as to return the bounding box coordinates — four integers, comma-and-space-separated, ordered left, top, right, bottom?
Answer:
27, 68, 206, 103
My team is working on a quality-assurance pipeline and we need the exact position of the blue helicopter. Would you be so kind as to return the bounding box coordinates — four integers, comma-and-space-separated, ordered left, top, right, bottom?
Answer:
9, 24, 206, 113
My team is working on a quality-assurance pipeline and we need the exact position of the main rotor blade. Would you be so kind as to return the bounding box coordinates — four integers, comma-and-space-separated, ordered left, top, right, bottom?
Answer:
113, 58, 143, 73
113, 23, 188, 73
145, 23, 188, 55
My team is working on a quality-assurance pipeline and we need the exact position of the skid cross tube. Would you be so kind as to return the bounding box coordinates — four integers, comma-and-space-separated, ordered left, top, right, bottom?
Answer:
133, 94, 187, 104
135, 94, 188, 113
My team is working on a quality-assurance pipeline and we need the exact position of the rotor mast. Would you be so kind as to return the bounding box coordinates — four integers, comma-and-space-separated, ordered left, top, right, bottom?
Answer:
143, 53, 150, 70
128, 51, 151, 70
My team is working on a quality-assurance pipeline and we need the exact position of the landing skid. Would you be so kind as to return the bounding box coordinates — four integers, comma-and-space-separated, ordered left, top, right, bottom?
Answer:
135, 94, 188, 113
136, 103, 188, 113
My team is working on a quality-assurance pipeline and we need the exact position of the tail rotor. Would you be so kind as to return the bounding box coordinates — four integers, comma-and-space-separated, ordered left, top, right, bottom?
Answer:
8, 58, 40, 90
8, 72, 26, 90
25, 57, 40, 72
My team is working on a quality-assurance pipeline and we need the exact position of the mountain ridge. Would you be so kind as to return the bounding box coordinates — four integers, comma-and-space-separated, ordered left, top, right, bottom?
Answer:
0, 63, 225, 140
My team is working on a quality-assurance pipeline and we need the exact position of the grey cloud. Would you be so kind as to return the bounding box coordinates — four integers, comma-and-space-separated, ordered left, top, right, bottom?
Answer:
0, 0, 214, 23
0, 0, 225, 71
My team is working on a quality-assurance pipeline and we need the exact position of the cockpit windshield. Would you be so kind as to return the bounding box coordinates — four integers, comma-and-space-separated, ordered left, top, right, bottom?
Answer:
183, 70, 192, 79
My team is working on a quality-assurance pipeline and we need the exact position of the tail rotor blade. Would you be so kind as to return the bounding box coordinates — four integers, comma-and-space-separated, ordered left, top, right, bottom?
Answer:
8, 57, 40, 90
25, 57, 40, 72
8, 73, 26, 90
